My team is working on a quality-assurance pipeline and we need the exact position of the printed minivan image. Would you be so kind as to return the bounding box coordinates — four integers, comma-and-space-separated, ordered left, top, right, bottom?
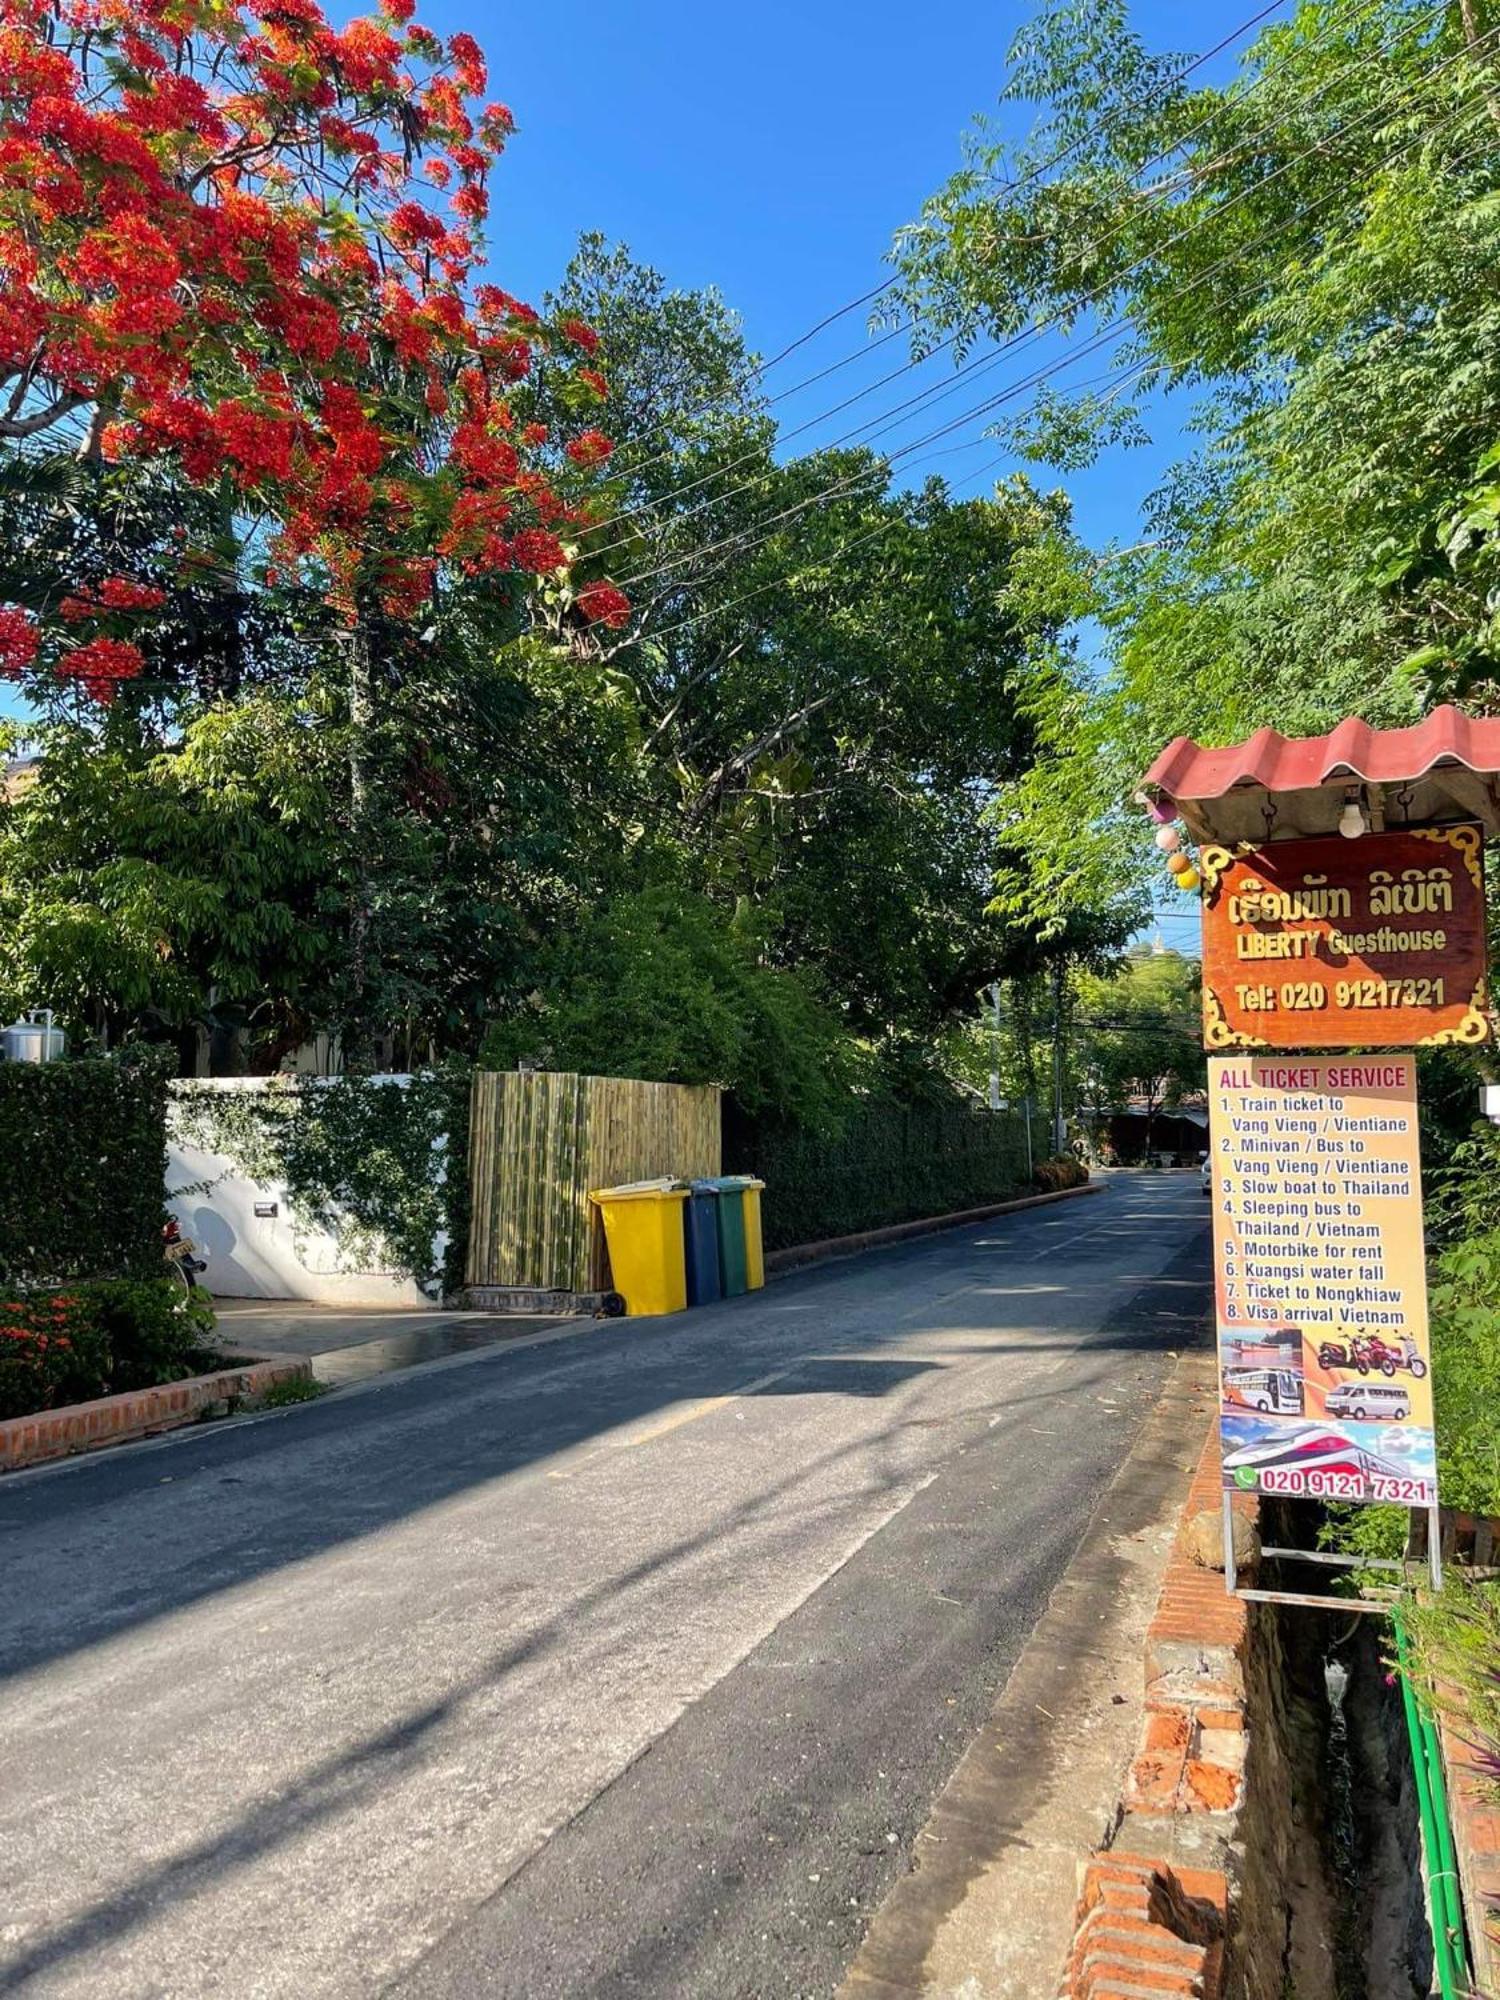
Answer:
1324, 1380, 1412, 1423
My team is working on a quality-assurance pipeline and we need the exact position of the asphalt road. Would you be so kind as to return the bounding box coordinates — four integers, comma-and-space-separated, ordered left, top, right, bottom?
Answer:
0, 1173, 1210, 2000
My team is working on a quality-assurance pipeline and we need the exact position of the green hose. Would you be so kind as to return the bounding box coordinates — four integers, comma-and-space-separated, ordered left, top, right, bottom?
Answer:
1394, 1606, 1471, 1997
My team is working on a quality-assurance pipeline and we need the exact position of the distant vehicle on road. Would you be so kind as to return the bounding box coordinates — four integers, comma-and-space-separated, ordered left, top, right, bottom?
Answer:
1200, 1155, 1212, 1197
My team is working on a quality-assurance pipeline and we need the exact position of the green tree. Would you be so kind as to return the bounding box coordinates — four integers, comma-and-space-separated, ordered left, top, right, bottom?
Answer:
1076, 947, 1205, 1159
890, 0, 1500, 918
477, 885, 857, 1127
539, 238, 1103, 1037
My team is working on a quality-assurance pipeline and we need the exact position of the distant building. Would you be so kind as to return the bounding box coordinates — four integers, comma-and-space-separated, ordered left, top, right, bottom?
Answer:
1088, 1093, 1208, 1165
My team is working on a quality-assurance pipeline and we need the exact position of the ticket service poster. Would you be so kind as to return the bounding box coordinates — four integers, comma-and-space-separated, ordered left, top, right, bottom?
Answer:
1208, 1055, 1438, 1508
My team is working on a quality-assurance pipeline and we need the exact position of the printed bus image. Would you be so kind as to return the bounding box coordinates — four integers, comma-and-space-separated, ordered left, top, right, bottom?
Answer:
1220, 1327, 1305, 1416
1223, 1366, 1305, 1415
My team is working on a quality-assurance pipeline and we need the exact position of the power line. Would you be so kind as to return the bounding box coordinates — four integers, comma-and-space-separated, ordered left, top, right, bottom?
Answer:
612, 0, 1456, 572
605, 47, 1495, 606
611, 0, 1298, 487
586, 0, 1409, 556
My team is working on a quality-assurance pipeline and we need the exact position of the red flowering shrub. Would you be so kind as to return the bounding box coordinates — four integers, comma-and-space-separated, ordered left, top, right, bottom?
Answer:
0, 1291, 110, 1418
0, 0, 625, 700
0, 1279, 215, 1420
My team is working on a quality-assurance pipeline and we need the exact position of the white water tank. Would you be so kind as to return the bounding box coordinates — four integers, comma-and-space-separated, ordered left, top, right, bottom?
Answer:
1, 1010, 65, 1063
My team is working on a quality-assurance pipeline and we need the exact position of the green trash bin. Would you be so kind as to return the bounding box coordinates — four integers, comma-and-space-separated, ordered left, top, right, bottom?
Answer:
710, 1175, 763, 1298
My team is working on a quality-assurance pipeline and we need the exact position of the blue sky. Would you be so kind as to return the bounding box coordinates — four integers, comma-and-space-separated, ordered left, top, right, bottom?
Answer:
414, 0, 1241, 541
418, 0, 1241, 949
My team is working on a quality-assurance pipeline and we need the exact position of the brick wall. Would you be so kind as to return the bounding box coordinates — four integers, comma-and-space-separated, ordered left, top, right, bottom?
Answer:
1441, 1715, 1500, 1990
1059, 1434, 1256, 2000
0, 1355, 311, 1471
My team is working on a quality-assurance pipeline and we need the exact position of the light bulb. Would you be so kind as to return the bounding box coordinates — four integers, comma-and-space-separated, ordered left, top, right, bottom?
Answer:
1338, 798, 1366, 840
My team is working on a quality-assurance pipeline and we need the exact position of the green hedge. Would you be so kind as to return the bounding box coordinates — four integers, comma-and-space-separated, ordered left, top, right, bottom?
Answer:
0, 1060, 168, 1287
726, 1097, 1035, 1251
0, 1278, 216, 1420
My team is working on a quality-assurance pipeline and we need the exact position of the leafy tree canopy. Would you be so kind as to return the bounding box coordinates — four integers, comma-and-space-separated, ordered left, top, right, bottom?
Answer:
890, 0, 1500, 931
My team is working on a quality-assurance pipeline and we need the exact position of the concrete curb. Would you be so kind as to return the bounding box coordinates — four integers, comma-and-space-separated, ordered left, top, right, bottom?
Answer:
764, 1177, 1103, 1278
0, 1353, 313, 1472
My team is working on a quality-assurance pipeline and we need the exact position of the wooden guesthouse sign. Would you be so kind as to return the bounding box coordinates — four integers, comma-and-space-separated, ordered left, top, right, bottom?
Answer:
1199, 825, 1489, 1051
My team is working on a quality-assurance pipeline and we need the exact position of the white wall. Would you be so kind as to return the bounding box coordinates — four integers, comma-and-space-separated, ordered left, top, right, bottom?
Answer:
166, 1078, 444, 1309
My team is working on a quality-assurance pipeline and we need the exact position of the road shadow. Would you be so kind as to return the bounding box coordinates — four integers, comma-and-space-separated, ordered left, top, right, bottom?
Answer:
0, 1179, 1209, 1696
0, 1212, 1212, 1996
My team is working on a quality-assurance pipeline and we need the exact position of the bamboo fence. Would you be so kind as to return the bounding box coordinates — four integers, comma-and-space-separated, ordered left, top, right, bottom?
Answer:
466, 1070, 721, 1294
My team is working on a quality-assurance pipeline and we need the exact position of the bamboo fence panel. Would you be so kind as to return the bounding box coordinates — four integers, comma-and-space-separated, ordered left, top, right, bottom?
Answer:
466, 1070, 720, 1293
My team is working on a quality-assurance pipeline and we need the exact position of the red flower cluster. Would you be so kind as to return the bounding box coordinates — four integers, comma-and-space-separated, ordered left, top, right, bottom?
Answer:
0, 604, 38, 678
60, 576, 166, 623
576, 581, 632, 631
0, 1291, 71, 1351
565, 429, 615, 470
0, 0, 628, 686
511, 528, 567, 575
559, 316, 601, 356
59, 636, 145, 705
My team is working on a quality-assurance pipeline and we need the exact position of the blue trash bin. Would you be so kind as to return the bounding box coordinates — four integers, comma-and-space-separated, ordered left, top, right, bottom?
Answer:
683, 1180, 723, 1307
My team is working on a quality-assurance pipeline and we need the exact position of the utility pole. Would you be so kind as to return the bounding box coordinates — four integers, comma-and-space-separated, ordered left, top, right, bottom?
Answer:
1051, 959, 1066, 1154
988, 981, 1003, 1111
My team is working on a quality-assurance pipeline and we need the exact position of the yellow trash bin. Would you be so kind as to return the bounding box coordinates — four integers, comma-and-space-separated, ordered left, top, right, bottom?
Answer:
590, 1179, 690, 1316
742, 1179, 766, 1290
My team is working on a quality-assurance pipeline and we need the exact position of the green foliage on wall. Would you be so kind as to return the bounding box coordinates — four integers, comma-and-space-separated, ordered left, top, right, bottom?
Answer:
726, 1095, 1035, 1251
0, 1058, 168, 1287
171, 1068, 467, 1295
1426, 1229, 1500, 1519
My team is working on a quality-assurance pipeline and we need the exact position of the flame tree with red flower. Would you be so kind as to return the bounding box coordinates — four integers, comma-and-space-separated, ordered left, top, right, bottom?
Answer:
0, 0, 632, 712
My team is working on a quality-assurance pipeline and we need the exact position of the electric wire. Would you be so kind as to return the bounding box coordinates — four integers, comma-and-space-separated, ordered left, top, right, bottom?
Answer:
605, 41, 1498, 605
565, 95, 1498, 711
613, 0, 1296, 478
600, 0, 1466, 591
585, 0, 1427, 554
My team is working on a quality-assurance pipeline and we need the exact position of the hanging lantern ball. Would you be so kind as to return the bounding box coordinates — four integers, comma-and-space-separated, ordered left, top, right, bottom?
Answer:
1167, 849, 1194, 877
1154, 825, 1182, 853
1175, 866, 1201, 894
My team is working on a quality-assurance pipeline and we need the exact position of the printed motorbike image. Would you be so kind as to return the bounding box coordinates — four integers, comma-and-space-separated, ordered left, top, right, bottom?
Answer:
1316, 1332, 1428, 1379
